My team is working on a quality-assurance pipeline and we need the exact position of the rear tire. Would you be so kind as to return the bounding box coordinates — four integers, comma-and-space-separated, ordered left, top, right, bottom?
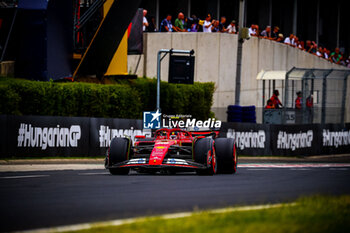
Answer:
194, 138, 216, 175
108, 137, 130, 175
215, 138, 237, 174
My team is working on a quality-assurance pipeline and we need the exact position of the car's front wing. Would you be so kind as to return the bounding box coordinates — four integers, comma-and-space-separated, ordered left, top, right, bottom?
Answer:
106, 158, 207, 170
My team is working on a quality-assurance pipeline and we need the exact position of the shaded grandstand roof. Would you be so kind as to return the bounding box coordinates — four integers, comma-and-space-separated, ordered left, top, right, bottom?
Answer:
257, 67, 350, 81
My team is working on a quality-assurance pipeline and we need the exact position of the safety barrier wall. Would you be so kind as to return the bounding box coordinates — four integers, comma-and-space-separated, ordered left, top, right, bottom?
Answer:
128, 33, 349, 123
1, 115, 349, 157
0, 115, 150, 157
220, 122, 350, 156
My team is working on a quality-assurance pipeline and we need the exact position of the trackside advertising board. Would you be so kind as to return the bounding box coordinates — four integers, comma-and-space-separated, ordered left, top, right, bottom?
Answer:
221, 122, 350, 156
0, 115, 349, 157
219, 123, 270, 156
1, 115, 149, 157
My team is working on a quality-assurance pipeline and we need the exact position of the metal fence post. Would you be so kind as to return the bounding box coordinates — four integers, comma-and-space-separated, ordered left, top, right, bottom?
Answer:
156, 50, 162, 110
262, 80, 265, 123
283, 67, 294, 124
321, 74, 327, 125
340, 73, 349, 125
311, 78, 314, 124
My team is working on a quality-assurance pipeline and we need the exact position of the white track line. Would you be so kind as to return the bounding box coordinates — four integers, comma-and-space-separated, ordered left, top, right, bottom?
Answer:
246, 168, 272, 170
18, 202, 296, 233
0, 164, 104, 172
1, 163, 350, 173
0, 175, 49, 179
239, 163, 350, 168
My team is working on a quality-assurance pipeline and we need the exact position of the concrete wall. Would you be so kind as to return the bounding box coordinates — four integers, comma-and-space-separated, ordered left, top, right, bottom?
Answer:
128, 33, 349, 122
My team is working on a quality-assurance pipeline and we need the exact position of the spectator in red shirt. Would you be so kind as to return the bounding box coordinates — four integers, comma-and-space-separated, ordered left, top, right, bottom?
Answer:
295, 91, 302, 109
265, 99, 275, 109
255, 25, 260, 36
298, 41, 305, 50
306, 95, 313, 108
270, 90, 283, 109
306, 41, 317, 54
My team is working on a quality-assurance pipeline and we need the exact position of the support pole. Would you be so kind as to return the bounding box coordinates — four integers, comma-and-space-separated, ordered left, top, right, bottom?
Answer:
217, 0, 220, 19
234, 0, 245, 106
284, 67, 294, 124
156, 51, 161, 110
311, 78, 314, 124
321, 70, 332, 125
302, 78, 309, 124
262, 80, 265, 109
316, 0, 320, 45
1, 9, 17, 62
235, 41, 243, 106
268, 0, 272, 27
321, 75, 327, 125
262, 79, 265, 123
292, 80, 294, 108
187, 0, 191, 18
156, 0, 159, 31
336, 2, 340, 48
292, 0, 297, 35
340, 73, 348, 125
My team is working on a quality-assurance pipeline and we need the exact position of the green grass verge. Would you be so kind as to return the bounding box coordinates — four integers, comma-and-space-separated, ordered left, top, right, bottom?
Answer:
67, 195, 350, 233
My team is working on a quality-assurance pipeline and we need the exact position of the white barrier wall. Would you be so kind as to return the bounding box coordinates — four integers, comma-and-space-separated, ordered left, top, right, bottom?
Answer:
128, 33, 349, 122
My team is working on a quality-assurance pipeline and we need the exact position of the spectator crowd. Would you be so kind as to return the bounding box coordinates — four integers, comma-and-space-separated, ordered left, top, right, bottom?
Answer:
143, 9, 350, 68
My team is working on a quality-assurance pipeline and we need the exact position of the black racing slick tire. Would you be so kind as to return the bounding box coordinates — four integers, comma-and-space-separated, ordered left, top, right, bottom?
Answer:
108, 137, 131, 175
194, 138, 216, 175
215, 138, 237, 174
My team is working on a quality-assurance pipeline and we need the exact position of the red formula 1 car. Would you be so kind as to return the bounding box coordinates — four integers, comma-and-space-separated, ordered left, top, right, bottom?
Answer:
105, 128, 237, 175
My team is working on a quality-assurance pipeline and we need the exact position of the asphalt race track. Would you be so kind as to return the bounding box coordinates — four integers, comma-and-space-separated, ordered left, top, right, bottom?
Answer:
1, 163, 350, 232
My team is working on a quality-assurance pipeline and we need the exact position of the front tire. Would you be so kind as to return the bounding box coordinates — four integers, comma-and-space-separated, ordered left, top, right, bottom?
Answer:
194, 138, 216, 175
215, 138, 237, 174
107, 137, 131, 175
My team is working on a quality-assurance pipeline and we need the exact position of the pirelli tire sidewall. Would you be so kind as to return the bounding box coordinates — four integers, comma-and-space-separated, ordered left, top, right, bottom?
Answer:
108, 137, 131, 175
215, 138, 237, 174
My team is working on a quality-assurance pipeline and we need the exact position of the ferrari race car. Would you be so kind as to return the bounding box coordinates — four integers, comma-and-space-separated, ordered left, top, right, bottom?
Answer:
105, 128, 237, 175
